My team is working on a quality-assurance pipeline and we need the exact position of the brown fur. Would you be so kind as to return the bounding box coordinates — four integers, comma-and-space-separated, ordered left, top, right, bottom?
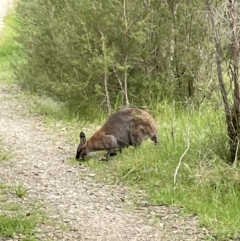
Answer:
76, 107, 159, 160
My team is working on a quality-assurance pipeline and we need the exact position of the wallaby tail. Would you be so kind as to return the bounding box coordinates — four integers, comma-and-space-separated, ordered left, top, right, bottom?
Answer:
151, 134, 159, 144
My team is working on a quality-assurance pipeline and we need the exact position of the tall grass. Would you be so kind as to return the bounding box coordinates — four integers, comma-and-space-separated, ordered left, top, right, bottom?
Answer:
0, 12, 20, 83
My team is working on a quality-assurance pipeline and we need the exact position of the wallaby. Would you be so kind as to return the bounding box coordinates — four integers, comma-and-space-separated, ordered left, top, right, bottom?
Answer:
76, 107, 159, 160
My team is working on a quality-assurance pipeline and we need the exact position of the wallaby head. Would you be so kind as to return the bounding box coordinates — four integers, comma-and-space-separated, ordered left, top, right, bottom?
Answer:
76, 131, 88, 160
75, 107, 159, 161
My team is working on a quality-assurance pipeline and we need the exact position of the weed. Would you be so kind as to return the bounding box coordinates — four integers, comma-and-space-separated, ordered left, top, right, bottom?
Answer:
0, 147, 11, 161
15, 184, 28, 198
0, 140, 12, 161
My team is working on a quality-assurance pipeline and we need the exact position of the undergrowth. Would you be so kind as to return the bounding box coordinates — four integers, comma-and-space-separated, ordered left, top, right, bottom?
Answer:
0, 11, 19, 84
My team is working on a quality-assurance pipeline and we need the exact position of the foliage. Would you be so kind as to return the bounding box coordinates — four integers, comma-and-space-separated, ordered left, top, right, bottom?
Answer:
0, 12, 19, 83
14, 0, 215, 117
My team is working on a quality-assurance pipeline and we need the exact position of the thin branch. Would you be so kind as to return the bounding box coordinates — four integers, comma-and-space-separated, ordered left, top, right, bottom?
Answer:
104, 73, 111, 115
124, 55, 130, 106
173, 124, 190, 196
98, 27, 111, 115
233, 140, 239, 167
112, 64, 124, 92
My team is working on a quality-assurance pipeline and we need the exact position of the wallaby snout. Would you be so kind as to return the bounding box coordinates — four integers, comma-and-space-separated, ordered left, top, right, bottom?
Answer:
76, 107, 159, 160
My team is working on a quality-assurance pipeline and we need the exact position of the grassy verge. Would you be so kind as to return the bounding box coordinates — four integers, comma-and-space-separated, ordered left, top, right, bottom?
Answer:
1, 10, 240, 241
0, 10, 19, 84
0, 146, 43, 241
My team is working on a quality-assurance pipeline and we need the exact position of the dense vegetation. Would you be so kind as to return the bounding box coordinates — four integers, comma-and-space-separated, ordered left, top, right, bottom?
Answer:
1, 0, 240, 240
14, 0, 219, 117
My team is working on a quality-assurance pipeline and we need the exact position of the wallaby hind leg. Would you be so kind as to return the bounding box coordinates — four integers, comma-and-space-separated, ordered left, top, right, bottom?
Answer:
105, 146, 122, 160
100, 151, 118, 161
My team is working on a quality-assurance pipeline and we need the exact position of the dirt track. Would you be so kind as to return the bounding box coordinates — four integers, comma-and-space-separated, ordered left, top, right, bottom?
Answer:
0, 1, 211, 240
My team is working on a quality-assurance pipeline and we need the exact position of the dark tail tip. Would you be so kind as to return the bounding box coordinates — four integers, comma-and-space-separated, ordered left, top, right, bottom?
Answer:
151, 135, 159, 144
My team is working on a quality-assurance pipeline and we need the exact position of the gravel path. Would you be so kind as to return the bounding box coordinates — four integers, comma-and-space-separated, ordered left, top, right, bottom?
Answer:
0, 1, 212, 240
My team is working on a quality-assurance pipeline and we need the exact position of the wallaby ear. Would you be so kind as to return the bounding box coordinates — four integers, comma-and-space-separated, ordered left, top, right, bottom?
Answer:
80, 131, 86, 146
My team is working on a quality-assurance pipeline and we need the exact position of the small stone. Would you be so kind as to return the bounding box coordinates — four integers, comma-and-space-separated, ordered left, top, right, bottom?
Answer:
87, 173, 96, 177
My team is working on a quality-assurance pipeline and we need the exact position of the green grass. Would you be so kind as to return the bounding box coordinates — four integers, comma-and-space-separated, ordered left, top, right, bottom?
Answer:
28, 95, 69, 119
0, 214, 37, 238
0, 201, 42, 241
15, 184, 28, 198
0, 146, 11, 161
0, 11, 20, 83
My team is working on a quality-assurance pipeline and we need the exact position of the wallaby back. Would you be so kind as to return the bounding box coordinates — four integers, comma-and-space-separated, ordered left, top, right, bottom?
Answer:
76, 107, 158, 160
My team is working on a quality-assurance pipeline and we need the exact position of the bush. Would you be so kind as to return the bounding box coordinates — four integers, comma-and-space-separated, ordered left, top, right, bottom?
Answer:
14, 0, 210, 118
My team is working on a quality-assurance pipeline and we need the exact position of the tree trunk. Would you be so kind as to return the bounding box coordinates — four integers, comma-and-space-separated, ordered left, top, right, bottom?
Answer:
227, 0, 240, 163
206, 0, 239, 163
